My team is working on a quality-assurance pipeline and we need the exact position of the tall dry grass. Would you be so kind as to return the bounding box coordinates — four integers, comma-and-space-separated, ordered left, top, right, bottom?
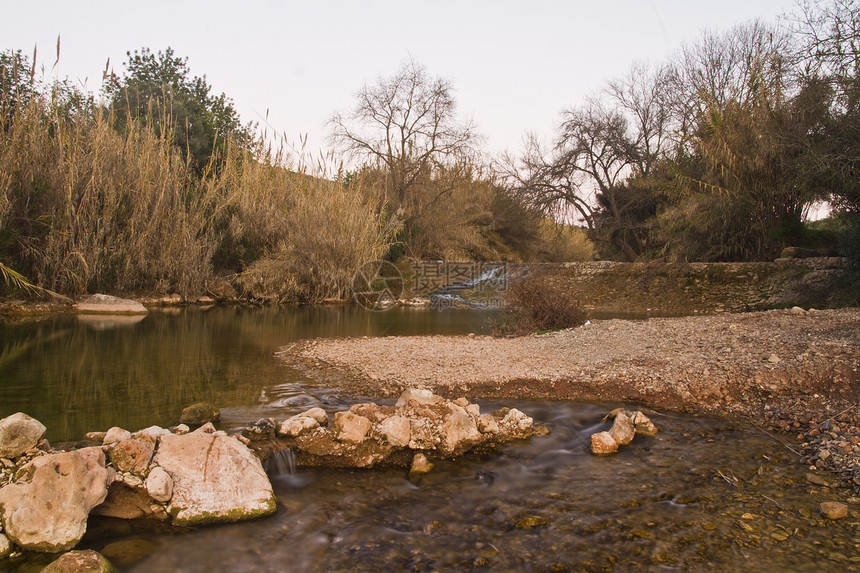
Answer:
1, 94, 216, 297
1, 87, 395, 301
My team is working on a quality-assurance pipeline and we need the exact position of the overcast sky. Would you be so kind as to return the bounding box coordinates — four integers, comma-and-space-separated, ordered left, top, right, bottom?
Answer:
3, 0, 799, 158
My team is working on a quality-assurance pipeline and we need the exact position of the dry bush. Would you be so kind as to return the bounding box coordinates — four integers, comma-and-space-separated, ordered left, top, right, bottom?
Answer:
493, 267, 588, 336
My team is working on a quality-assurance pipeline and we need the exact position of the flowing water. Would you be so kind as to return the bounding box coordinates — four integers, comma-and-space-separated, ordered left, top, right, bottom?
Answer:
0, 306, 858, 572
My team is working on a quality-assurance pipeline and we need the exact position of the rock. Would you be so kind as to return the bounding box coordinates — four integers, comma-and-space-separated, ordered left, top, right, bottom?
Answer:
133, 426, 170, 440
591, 431, 619, 454
477, 414, 499, 434
91, 483, 162, 520
516, 516, 550, 529
277, 416, 319, 438
0, 448, 110, 552
767, 353, 781, 364
41, 549, 116, 572
378, 415, 411, 447
806, 473, 833, 487
0, 533, 11, 558
100, 539, 156, 569
154, 432, 276, 525
179, 403, 220, 426
790, 306, 806, 316
144, 466, 173, 503
83, 431, 107, 443
609, 411, 635, 445
299, 407, 328, 426
74, 294, 147, 314
333, 412, 371, 444
409, 453, 433, 476
395, 388, 442, 408
103, 427, 132, 446
498, 408, 534, 436
0, 412, 47, 459
173, 424, 190, 435
440, 404, 480, 454
820, 501, 848, 519
632, 411, 658, 436
194, 422, 217, 434
107, 439, 154, 475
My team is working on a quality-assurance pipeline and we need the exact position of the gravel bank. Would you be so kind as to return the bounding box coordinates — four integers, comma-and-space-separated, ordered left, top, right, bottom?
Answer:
280, 308, 860, 489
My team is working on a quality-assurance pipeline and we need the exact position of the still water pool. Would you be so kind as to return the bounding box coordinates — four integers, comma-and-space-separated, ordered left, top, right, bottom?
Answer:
1, 306, 857, 571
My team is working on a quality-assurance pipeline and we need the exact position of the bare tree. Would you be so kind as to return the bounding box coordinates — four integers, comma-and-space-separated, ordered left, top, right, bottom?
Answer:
328, 59, 479, 211
502, 65, 673, 261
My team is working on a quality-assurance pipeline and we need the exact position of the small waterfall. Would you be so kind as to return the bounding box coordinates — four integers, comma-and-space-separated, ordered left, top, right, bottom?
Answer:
267, 446, 296, 476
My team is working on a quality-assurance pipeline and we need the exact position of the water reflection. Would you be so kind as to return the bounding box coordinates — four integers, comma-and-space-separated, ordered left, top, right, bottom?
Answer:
0, 305, 499, 441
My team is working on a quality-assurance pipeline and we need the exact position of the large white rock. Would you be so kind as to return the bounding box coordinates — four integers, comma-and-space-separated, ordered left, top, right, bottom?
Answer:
154, 432, 275, 525
0, 412, 46, 459
0, 448, 110, 552
75, 294, 147, 314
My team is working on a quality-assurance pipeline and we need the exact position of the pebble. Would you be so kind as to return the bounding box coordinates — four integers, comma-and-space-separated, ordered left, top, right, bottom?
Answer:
820, 501, 848, 519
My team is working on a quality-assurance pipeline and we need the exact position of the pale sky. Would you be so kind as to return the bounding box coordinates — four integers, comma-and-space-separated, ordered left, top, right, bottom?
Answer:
2, 0, 799, 159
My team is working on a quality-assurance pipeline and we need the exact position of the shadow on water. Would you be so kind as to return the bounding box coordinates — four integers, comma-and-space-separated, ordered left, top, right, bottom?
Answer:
0, 305, 500, 442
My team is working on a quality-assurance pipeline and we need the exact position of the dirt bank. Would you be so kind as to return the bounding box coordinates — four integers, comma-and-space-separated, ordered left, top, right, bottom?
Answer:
279, 308, 860, 488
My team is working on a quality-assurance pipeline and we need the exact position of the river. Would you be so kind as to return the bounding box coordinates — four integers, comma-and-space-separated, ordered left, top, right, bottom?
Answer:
0, 306, 856, 571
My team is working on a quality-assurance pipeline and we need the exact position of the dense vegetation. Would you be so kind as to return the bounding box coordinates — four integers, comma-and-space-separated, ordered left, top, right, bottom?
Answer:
505, 1, 860, 265
1, 0, 857, 301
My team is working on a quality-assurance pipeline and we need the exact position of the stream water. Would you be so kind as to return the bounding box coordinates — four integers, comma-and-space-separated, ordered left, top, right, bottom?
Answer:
1, 306, 858, 572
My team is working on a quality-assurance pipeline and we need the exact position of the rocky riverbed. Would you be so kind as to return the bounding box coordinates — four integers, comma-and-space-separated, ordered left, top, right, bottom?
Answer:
281, 308, 860, 490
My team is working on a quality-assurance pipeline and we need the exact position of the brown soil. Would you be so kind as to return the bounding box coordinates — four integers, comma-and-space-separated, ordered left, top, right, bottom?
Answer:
279, 308, 860, 489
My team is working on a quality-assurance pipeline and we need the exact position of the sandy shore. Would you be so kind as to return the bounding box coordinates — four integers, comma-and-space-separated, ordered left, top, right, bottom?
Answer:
280, 308, 860, 488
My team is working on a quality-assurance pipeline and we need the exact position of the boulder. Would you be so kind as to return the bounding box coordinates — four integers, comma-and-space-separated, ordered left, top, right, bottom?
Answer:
0, 533, 11, 558
91, 482, 162, 521
333, 412, 371, 444
107, 439, 154, 475
632, 412, 658, 436
277, 416, 319, 438
144, 466, 173, 503
591, 431, 618, 454
440, 404, 480, 454
299, 407, 329, 426
609, 411, 635, 445
820, 501, 848, 520
0, 412, 46, 459
0, 448, 110, 552
179, 403, 220, 426
154, 432, 276, 525
378, 415, 411, 447
74, 294, 147, 314
395, 388, 442, 408
409, 453, 433, 476
102, 427, 132, 446
41, 549, 115, 572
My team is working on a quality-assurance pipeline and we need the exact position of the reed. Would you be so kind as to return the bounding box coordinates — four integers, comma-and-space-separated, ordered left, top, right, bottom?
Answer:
1, 80, 395, 301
